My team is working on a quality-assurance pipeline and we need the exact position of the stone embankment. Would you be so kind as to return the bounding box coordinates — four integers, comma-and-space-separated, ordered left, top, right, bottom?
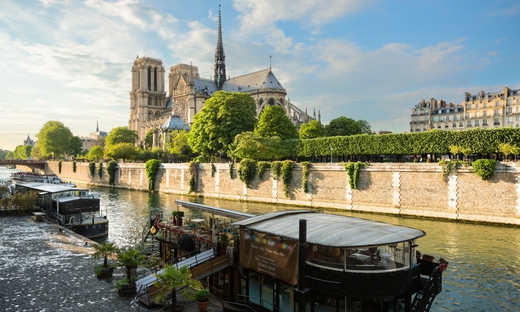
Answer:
47, 161, 520, 226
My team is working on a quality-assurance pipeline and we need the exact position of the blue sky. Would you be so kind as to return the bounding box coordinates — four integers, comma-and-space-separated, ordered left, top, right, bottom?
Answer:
1, 0, 519, 151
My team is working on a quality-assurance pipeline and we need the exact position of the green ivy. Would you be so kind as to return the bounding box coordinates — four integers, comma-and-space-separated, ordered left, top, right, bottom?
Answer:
188, 161, 199, 193
257, 161, 271, 179
271, 161, 282, 180
211, 163, 216, 177
72, 161, 77, 173
438, 159, 469, 181
344, 161, 367, 190
107, 160, 118, 185
238, 159, 257, 188
472, 159, 498, 180
58, 160, 62, 174
301, 162, 310, 193
229, 162, 234, 179
145, 159, 161, 191
281, 160, 294, 197
98, 162, 103, 179
89, 162, 96, 177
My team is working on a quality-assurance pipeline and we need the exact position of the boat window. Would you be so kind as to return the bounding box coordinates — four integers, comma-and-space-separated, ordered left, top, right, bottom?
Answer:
346, 242, 412, 272
306, 244, 343, 269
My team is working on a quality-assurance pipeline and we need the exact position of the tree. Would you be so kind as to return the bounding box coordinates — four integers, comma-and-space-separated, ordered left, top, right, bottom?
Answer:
70, 136, 83, 157
86, 146, 104, 162
325, 117, 371, 137
105, 127, 138, 148
145, 129, 154, 150
13, 145, 32, 159
105, 143, 138, 162
153, 265, 199, 311
299, 120, 325, 139
166, 130, 193, 161
254, 106, 298, 140
188, 91, 257, 157
229, 132, 286, 160
35, 120, 73, 159
498, 143, 518, 161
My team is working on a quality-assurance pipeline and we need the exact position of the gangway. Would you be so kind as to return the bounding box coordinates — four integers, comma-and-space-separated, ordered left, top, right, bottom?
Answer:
134, 249, 230, 308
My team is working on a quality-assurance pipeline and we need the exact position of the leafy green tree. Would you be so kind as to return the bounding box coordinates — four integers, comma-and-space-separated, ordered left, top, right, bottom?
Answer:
30, 144, 41, 160
86, 146, 105, 161
325, 116, 371, 137
105, 127, 138, 148
230, 132, 286, 160
188, 91, 257, 157
35, 120, 73, 159
254, 106, 298, 140
5, 151, 15, 160
166, 130, 193, 160
105, 143, 138, 162
0, 150, 9, 160
299, 120, 325, 139
145, 129, 154, 150
13, 145, 32, 159
70, 136, 84, 157
498, 143, 517, 161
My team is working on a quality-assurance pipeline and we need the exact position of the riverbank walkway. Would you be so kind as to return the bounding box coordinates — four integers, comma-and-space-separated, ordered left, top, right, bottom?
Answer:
0, 216, 223, 312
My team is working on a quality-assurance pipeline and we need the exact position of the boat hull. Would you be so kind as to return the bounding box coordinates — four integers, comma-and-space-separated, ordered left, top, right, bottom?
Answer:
69, 219, 109, 239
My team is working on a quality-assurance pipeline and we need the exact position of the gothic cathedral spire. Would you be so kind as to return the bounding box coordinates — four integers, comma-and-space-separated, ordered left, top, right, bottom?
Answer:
214, 5, 226, 89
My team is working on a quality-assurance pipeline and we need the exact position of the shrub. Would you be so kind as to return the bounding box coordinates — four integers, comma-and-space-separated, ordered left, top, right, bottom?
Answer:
238, 159, 257, 188
145, 159, 161, 191
257, 161, 271, 180
472, 159, 498, 180
301, 162, 310, 193
89, 162, 96, 177
195, 289, 211, 302
344, 161, 367, 190
188, 161, 199, 193
271, 161, 282, 180
211, 163, 216, 177
229, 162, 234, 179
281, 160, 294, 197
98, 162, 103, 179
72, 161, 77, 173
107, 160, 118, 185
58, 160, 62, 174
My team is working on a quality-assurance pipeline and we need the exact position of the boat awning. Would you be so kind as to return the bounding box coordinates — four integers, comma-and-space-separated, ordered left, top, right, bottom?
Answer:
174, 200, 255, 220
233, 211, 426, 248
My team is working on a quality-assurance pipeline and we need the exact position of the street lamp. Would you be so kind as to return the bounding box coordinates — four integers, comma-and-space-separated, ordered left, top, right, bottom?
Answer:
330, 147, 333, 163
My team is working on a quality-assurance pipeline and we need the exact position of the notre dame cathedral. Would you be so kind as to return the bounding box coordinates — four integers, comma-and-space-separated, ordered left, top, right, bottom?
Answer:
128, 7, 317, 148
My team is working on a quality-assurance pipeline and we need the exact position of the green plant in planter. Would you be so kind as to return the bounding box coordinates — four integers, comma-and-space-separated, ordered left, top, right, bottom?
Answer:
92, 241, 118, 278
117, 246, 145, 281
153, 264, 200, 311
195, 289, 210, 302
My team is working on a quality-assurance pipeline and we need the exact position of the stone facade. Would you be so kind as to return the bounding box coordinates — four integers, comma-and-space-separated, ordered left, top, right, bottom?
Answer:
410, 86, 520, 133
48, 161, 520, 226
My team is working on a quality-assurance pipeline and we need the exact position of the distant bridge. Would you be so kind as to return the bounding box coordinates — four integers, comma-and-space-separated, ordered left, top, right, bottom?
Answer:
0, 160, 46, 170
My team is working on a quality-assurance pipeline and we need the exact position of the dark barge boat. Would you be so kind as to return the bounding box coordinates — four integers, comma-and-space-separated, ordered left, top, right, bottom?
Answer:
15, 182, 108, 239
135, 201, 447, 312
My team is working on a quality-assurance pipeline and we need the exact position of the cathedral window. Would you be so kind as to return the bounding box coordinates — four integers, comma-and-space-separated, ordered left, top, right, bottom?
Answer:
269, 98, 275, 105
147, 67, 151, 90
154, 68, 157, 91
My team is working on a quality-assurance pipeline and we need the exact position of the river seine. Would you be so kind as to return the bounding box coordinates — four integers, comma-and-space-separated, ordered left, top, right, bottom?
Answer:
1, 167, 518, 311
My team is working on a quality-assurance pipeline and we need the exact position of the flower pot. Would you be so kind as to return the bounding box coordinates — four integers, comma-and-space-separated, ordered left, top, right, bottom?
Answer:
117, 282, 136, 297
197, 301, 209, 312
96, 267, 114, 279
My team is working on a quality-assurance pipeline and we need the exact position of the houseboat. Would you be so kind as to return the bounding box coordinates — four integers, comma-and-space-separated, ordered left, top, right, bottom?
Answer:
14, 182, 108, 239
11, 172, 75, 186
135, 201, 447, 312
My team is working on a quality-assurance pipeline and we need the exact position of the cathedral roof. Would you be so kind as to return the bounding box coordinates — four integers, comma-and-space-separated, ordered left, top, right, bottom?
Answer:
221, 69, 285, 93
193, 78, 219, 95
161, 115, 190, 131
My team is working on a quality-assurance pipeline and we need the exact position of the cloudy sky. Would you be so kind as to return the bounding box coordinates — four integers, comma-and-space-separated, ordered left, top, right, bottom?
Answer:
1, 0, 519, 151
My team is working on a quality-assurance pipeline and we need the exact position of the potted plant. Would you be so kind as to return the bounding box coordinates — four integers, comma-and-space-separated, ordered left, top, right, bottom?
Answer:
153, 264, 199, 312
91, 241, 117, 279
116, 246, 145, 297
195, 289, 211, 312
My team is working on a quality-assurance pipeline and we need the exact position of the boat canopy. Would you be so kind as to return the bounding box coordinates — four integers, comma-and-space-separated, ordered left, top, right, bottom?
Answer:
233, 211, 426, 248
15, 182, 86, 194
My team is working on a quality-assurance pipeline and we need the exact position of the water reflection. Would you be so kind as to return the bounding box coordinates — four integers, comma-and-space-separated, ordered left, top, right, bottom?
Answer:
91, 186, 519, 311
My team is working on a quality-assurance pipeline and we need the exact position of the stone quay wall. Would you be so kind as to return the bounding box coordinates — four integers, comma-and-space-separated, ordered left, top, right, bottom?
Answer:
47, 161, 520, 226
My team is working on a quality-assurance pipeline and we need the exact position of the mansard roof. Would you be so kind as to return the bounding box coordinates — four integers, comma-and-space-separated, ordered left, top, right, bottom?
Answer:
221, 69, 285, 93
161, 115, 190, 131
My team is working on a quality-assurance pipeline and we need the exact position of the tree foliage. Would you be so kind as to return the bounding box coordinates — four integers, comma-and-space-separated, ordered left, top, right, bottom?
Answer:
299, 120, 325, 139
166, 130, 193, 161
254, 105, 298, 140
188, 91, 257, 157
229, 132, 286, 160
325, 116, 371, 137
35, 121, 73, 159
105, 127, 138, 148
13, 145, 33, 160
70, 136, 84, 157
105, 143, 138, 161
86, 146, 104, 161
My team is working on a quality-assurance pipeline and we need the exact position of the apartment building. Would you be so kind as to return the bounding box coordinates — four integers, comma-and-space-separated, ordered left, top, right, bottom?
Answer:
410, 86, 520, 133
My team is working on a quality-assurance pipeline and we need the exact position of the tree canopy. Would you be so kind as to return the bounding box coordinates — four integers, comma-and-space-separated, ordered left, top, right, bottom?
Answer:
104, 142, 138, 161
70, 136, 84, 157
299, 120, 325, 139
86, 146, 104, 161
166, 130, 193, 161
13, 145, 33, 160
254, 106, 298, 140
105, 127, 138, 148
325, 117, 372, 137
188, 91, 257, 157
35, 121, 73, 159
229, 132, 286, 161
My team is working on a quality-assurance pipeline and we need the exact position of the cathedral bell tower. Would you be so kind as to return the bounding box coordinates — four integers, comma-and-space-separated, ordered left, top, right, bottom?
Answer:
214, 5, 226, 89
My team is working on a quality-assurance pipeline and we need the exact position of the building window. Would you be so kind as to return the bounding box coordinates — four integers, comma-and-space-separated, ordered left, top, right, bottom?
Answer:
475, 112, 479, 118
467, 120, 472, 126
516, 115, 520, 121
494, 118, 500, 126
483, 111, 487, 117
483, 119, 488, 126
153, 68, 157, 91
459, 122, 464, 127
494, 109, 500, 116
516, 107, 519, 112
453, 123, 457, 128
432, 116, 438, 122
483, 103, 487, 108
495, 101, 500, 107
466, 113, 471, 119
467, 104, 472, 110
509, 117, 513, 123
476, 104, 479, 109
147, 67, 151, 90
507, 107, 512, 114
475, 120, 480, 126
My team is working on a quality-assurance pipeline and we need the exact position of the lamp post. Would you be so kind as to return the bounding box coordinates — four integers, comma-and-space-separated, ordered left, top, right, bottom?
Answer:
330, 147, 333, 163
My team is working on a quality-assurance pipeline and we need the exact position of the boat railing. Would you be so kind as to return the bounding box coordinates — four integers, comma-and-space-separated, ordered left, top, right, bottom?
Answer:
411, 264, 445, 312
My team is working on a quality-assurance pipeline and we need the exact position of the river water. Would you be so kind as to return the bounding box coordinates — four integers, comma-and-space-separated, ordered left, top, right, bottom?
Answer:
2, 167, 519, 311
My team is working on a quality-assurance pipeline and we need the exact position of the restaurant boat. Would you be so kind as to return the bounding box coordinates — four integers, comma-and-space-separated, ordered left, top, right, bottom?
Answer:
135, 201, 447, 312
10, 172, 75, 186
15, 182, 108, 239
